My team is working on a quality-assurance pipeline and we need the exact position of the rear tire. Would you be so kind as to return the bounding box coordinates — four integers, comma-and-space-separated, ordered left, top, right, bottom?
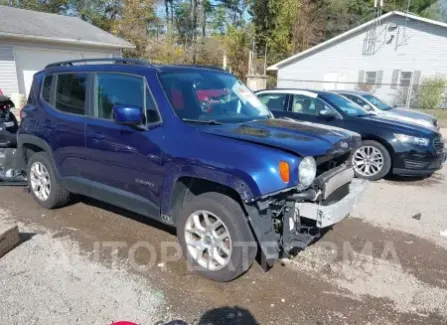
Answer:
352, 140, 391, 181
27, 152, 70, 209
176, 192, 257, 282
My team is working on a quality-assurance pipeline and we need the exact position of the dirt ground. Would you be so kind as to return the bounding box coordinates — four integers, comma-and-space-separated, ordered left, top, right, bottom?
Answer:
1, 167, 447, 324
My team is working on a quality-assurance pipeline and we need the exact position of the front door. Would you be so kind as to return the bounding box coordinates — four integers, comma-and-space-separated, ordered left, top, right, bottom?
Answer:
285, 93, 344, 128
84, 72, 164, 219
257, 92, 290, 118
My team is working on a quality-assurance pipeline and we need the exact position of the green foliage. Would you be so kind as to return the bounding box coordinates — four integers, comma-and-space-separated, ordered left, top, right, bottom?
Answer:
0, 0, 441, 80
225, 24, 254, 79
418, 75, 447, 110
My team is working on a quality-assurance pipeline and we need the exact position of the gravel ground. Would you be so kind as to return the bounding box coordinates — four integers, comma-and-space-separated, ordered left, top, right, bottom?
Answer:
0, 213, 166, 325
1, 160, 447, 323
354, 168, 447, 249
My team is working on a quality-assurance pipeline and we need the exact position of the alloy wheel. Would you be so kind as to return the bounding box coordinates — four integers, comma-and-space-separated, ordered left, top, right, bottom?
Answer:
184, 210, 232, 271
30, 162, 51, 201
353, 146, 385, 177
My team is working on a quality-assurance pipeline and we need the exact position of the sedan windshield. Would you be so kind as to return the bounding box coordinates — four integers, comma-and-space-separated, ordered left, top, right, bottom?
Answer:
361, 94, 393, 111
158, 70, 271, 123
320, 93, 369, 117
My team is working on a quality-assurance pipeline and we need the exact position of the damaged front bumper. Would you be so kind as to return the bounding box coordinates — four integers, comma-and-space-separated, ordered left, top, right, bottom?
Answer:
246, 165, 369, 267
296, 178, 368, 229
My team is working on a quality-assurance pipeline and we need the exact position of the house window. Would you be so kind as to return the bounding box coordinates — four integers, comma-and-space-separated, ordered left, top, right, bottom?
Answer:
365, 71, 377, 84
400, 71, 413, 87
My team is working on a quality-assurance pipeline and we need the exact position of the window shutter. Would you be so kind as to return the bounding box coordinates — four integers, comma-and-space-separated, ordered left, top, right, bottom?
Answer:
376, 70, 384, 88
391, 69, 400, 89
412, 70, 421, 89
358, 70, 365, 85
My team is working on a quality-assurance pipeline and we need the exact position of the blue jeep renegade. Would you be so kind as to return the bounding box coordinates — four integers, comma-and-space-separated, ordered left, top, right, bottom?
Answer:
18, 58, 367, 281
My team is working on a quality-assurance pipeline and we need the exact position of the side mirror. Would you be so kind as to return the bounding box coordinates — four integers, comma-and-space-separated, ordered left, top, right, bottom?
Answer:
319, 109, 336, 119
363, 104, 373, 111
112, 105, 144, 126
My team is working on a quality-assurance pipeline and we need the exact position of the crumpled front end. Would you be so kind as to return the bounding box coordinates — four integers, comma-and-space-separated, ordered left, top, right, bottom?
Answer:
245, 162, 368, 267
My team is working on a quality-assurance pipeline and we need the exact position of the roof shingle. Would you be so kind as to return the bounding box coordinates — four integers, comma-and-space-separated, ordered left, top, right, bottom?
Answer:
0, 5, 134, 49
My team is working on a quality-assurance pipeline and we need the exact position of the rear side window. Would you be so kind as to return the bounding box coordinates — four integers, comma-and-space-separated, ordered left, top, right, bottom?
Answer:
344, 94, 366, 106
55, 73, 88, 115
42, 75, 53, 103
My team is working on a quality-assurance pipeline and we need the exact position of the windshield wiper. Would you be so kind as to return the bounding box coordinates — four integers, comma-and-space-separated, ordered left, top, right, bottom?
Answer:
182, 118, 223, 125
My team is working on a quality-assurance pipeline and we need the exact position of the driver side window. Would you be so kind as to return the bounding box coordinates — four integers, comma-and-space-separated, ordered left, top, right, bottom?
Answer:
344, 94, 366, 106
258, 93, 287, 111
292, 95, 333, 116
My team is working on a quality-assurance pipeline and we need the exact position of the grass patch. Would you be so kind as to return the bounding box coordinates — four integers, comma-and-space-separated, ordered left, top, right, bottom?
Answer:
421, 108, 447, 128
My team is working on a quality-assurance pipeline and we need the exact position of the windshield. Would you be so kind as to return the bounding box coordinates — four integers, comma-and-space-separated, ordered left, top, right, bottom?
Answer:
361, 94, 393, 111
158, 70, 271, 123
320, 93, 369, 117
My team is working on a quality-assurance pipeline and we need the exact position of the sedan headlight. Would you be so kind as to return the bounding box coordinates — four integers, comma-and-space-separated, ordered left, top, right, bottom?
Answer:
299, 156, 317, 188
394, 133, 429, 146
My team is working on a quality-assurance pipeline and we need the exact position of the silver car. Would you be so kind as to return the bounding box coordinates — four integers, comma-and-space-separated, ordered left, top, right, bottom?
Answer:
334, 90, 439, 130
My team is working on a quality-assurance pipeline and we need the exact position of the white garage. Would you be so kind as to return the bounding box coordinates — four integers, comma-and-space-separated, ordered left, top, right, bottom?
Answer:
0, 5, 134, 99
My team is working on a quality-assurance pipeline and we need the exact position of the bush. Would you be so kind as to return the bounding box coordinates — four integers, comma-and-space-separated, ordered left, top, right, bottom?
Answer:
417, 75, 447, 109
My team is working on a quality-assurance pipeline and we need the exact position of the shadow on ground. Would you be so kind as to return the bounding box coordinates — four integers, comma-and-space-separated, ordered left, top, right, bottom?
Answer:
68, 195, 176, 236
163, 306, 259, 325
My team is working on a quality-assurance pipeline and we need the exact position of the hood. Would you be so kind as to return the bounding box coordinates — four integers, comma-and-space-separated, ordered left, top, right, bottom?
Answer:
380, 109, 436, 129
360, 114, 437, 135
392, 107, 435, 121
199, 118, 360, 157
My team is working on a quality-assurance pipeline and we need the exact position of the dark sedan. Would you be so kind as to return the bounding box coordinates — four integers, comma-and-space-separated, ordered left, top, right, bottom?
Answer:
334, 90, 439, 130
256, 89, 446, 181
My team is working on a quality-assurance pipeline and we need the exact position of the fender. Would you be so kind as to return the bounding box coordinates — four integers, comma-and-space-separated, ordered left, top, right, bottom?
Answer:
160, 164, 260, 219
17, 134, 60, 176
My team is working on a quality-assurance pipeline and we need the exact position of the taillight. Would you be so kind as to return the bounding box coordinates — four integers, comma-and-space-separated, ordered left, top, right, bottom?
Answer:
20, 110, 27, 120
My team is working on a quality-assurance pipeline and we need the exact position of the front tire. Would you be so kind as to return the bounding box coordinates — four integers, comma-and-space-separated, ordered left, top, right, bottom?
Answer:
27, 152, 70, 209
352, 140, 391, 181
177, 192, 257, 282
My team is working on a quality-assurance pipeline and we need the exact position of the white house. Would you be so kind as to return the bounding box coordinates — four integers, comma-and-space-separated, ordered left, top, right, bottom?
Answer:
267, 11, 447, 106
0, 5, 134, 99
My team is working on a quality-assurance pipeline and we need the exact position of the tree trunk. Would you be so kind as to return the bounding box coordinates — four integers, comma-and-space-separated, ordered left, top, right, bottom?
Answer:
191, 0, 198, 64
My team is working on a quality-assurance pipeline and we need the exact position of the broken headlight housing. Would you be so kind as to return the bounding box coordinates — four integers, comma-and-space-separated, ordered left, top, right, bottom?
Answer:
298, 156, 316, 189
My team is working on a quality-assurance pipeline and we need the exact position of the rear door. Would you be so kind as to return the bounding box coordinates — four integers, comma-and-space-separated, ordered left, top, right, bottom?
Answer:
38, 72, 90, 183
285, 93, 344, 128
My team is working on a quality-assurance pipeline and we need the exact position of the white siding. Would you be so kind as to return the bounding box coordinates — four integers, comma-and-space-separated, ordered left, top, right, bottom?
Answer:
0, 38, 122, 97
0, 45, 19, 96
277, 15, 447, 104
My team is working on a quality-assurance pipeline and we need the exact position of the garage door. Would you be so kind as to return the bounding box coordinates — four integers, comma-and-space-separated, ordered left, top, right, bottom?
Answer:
14, 47, 113, 98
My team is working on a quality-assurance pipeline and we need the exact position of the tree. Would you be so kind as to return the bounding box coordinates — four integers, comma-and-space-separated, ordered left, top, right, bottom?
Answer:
0, 0, 70, 13
112, 0, 158, 58
225, 24, 254, 78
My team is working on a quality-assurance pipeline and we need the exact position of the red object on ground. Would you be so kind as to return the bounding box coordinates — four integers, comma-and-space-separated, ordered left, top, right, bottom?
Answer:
110, 322, 138, 325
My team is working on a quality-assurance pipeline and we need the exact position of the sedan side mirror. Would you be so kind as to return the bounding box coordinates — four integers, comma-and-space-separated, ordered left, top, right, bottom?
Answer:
363, 104, 373, 111
319, 109, 336, 119
112, 105, 144, 126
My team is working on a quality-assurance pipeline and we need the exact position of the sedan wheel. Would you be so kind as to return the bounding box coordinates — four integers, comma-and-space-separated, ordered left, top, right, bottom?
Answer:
30, 161, 51, 201
353, 146, 384, 177
184, 210, 232, 271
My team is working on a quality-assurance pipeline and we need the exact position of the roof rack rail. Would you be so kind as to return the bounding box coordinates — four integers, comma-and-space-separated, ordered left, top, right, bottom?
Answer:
45, 57, 150, 69
172, 64, 226, 72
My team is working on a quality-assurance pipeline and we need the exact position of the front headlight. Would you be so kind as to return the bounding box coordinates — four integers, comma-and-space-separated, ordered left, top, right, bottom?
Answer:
394, 133, 429, 146
299, 156, 317, 188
